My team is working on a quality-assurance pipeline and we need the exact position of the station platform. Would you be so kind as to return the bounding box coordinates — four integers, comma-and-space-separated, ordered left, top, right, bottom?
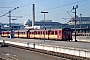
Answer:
0, 37, 90, 58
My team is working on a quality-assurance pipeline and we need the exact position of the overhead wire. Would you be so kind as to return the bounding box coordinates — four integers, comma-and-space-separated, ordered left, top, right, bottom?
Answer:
0, 0, 20, 17
22, 0, 87, 17
18, 0, 45, 17
0, 0, 87, 18
19, 0, 45, 8
0, 0, 45, 18
45, 0, 87, 11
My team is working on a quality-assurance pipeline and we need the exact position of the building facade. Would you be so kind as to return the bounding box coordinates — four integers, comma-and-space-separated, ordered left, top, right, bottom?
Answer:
67, 16, 90, 36
68, 16, 90, 28
0, 23, 24, 31
24, 19, 62, 29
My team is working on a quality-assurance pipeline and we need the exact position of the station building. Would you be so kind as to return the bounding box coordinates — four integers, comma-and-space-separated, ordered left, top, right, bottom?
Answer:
24, 19, 62, 29
68, 16, 90, 28
67, 16, 90, 36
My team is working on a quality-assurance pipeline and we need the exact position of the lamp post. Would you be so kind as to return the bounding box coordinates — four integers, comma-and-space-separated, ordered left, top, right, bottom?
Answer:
9, 10, 11, 31
8, 7, 19, 38
80, 14, 82, 33
8, 7, 19, 30
41, 11, 48, 41
72, 5, 78, 42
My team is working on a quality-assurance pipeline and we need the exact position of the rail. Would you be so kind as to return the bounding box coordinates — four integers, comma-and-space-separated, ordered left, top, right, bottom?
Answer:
0, 40, 90, 60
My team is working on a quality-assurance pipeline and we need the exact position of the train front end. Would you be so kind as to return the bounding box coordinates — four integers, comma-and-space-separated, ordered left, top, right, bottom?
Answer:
62, 28, 72, 41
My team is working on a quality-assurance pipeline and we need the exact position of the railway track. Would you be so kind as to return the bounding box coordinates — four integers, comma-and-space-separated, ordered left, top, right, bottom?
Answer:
1, 43, 89, 60
0, 52, 17, 60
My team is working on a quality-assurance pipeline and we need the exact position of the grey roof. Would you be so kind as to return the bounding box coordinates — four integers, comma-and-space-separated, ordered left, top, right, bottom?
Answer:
69, 16, 90, 22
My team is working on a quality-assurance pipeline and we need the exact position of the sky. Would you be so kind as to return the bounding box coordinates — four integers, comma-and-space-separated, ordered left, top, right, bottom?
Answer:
0, 0, 90, 24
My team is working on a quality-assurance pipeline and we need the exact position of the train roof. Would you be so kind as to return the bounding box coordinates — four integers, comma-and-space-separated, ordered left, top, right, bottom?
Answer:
29, 28, 71, 31
14, 29, 29, 32
2, 30, 12, 32
2, 28, 71, 32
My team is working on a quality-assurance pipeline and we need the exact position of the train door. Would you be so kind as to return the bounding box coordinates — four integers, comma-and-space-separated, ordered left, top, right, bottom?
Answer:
18, 31, 19, 38
1, 32, 4, 37
7, 32, 9, 37
27, 29, 32, 39
57, 30, 62, 40
27, 31, 29, 38
48, 30, 51, 40
3, 32, 5, 37
27, 32, 30, 38
45, 30, 48, 39
34, 31, 37, 38
54, 31, 58, 40
39, 31, 42, 39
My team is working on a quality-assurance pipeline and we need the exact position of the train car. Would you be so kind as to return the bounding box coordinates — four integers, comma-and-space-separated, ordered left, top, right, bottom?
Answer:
1, 28, 72, 41
1, 31, 10, 37
28, 28, 72, 41
14, 29, 29, 38
28, 29, 49, 39
1, 29, 29, 38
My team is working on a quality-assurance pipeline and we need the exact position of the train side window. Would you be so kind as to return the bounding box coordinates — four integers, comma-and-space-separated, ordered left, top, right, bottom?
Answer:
55, 31, 57, 35
63, 31, 66, 34
22, 32, 24, 34
59, 31, 61, 34
15, 32, 17, 34
52, 31, 54, 35
22, 32, 23, 34
36, 32, 37, 34
32, 32, 34, 34
38, 31, 40, 34
49, 31, 51, 35
46, 31, 47, 35
68, 31, 69, 34
24, 32, 25, 34
41, 31, 42, 34
30, 32, 31, 34
43, 31, 44, 34
33, 31, 37, 34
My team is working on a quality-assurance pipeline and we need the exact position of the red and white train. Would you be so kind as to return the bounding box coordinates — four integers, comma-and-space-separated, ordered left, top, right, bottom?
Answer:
1, 28, 72, 41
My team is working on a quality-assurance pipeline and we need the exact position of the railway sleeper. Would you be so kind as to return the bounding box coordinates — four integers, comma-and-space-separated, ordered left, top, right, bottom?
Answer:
20, 46, 26, 49
0, 58, 6, 60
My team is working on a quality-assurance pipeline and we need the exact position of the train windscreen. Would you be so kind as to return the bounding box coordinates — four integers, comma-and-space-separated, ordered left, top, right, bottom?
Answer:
63, 28, 72, 35
63, 31, 71, 35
